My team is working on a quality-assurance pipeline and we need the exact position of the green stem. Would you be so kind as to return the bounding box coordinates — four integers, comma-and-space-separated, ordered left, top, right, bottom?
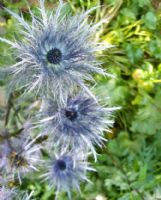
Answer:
5, 93, 13, 127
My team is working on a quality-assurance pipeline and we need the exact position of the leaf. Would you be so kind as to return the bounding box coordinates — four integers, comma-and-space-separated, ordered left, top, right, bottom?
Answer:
138, 164, 148, 181
124, 43, 143, 64
130, 104, 161, 135
148, 39, 161, 60
138, 0, 151, 7
143, 12, 157, 30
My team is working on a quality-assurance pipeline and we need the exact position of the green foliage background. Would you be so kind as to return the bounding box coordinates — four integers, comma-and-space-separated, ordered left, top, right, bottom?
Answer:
0, 0, 161, 199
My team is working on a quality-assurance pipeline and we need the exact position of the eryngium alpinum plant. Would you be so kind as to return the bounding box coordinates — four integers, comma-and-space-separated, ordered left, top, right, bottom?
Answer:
0, 0, 117, 199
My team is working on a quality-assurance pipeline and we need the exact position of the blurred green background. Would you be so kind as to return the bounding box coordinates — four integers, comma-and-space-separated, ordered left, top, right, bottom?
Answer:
0, 0, 161, 199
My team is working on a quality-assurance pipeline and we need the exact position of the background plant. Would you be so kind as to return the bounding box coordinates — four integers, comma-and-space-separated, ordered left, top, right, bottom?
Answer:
0, 0, 161, 200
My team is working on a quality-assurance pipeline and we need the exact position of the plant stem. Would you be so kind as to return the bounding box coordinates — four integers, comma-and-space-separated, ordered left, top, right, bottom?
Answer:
5, 93, 13, 126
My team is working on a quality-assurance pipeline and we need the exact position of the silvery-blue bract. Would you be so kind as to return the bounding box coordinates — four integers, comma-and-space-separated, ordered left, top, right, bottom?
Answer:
18, 191, 34, 200
42, 152, 93, 199
0, 187, 16, 200
40, 95, 114, 160
0, 0, 112, 104
0, 187, 33, 200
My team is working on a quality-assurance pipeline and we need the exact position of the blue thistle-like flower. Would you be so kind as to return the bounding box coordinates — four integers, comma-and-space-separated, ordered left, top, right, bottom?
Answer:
0, 134, 41, 184
0, 0, 112, 103
42, 151, 94, 199
40, 94, 115, 160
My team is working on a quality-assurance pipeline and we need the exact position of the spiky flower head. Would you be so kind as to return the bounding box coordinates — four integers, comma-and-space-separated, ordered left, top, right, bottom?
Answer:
0, 134, 41, 184
40, 94, 115, 160
0, 0, 111, 104
42, 151, 93, 199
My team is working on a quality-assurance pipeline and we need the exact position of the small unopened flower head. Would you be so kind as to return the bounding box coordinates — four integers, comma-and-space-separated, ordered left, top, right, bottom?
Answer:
0, 135, 41, 184
40, 94, 115, 160
42, 151, 93, 199
0, 0, 112, 104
